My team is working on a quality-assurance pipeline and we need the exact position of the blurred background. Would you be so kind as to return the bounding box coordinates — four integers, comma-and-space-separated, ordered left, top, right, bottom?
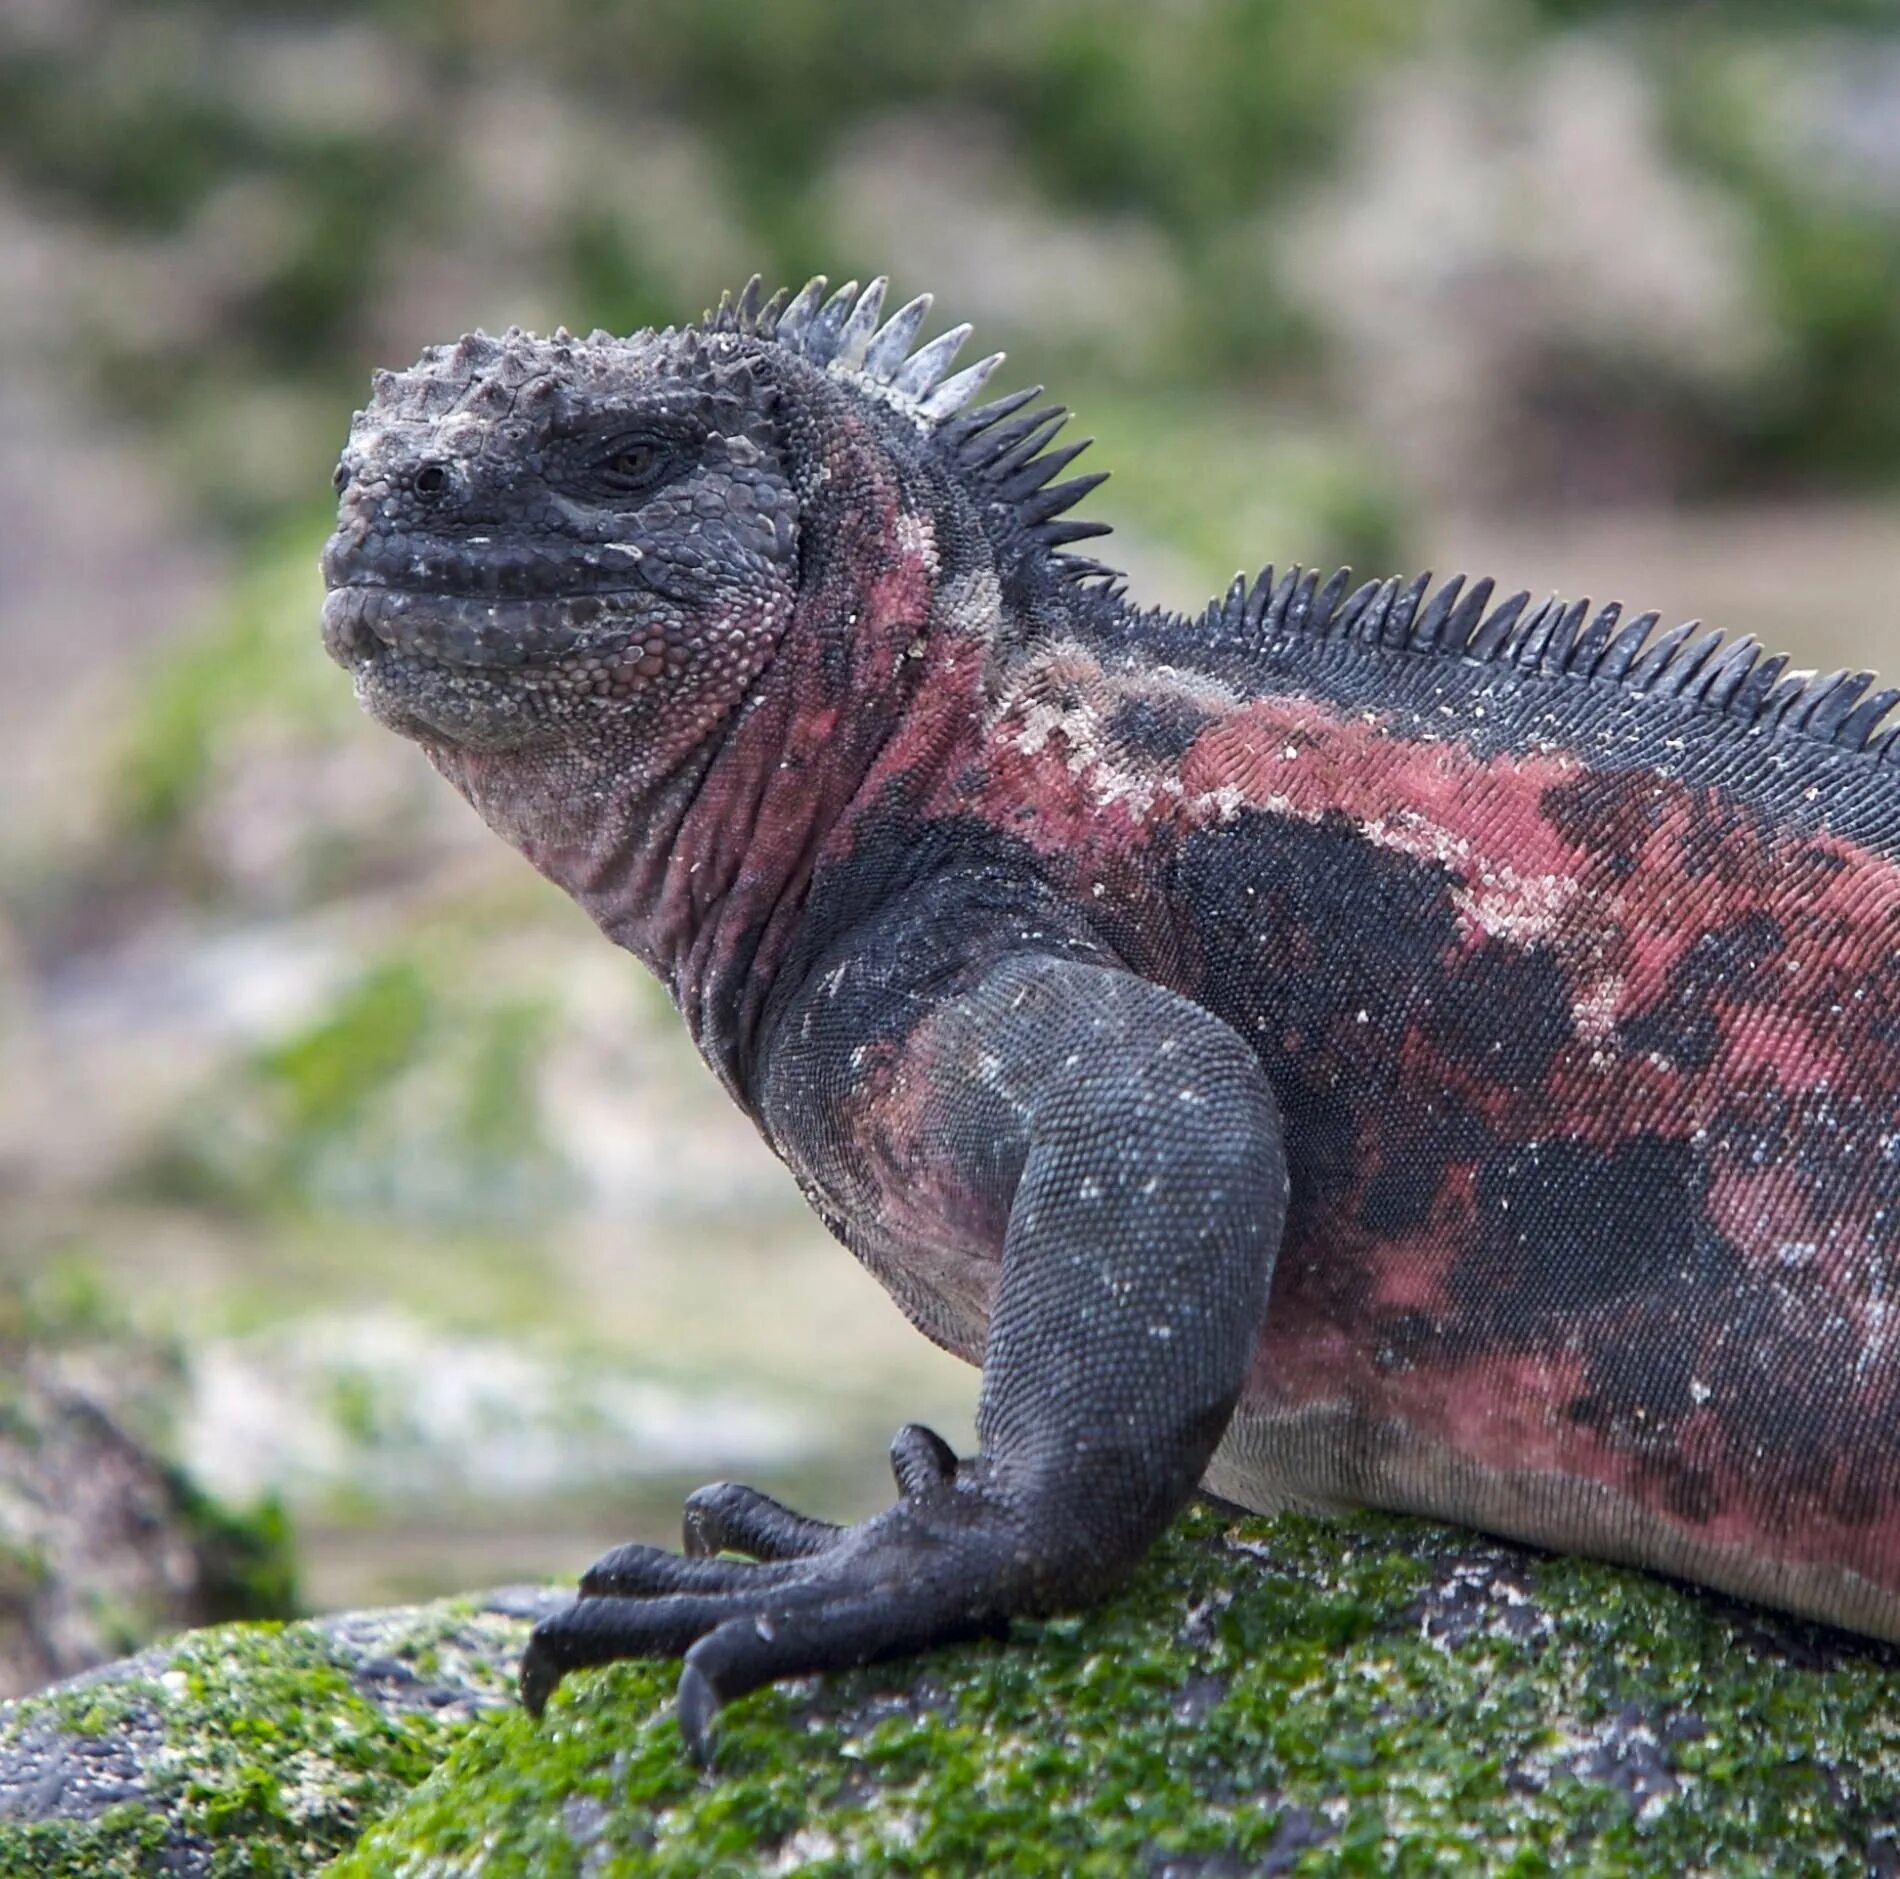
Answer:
3, 0, 1898, 1692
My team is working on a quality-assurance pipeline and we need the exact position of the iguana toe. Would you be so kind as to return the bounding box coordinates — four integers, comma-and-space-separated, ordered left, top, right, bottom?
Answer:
680, 1481, 844, 1563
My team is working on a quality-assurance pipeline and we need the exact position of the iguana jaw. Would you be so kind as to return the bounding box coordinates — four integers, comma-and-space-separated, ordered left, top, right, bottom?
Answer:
319, 574, 687, 751
321, 579, 685, 750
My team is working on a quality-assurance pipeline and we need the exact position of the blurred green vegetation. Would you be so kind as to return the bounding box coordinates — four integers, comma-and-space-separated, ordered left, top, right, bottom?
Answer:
114, 523, 360, 854
5, 0, 1900, 535
101, 524, 571, 1227
135, 945, 567, 1227
1668, 40, 1900, 486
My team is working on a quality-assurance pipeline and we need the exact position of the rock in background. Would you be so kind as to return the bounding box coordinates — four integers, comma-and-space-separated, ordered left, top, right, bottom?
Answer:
0, 1287, 293, 1702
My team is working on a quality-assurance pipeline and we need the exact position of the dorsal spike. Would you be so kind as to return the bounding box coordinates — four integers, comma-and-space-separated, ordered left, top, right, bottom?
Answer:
891, 323, 971, 400
1540, 596, 1591, 671
1628, 620, 1698, 690
1383, 570, 1432, 648
955, 385, 1041, 440
803, 280, 861, 365
862, 295, 933, 379
776, 276, 829, 345
834, 278, 888, 368
1842, 687, 1900, 750
735, 274, 765, 330
1598, 610, 1661, 683
1352, 577, 1396, 644
1440, 575, 1496, 653
1330, 579, 1384, 642
1242, 565, 1278, 632
985, 411, 1070, 479
1569, 600, 1623, 676
1510, 596, 1564, 668
1650, 627, 1725, 699
1019, 473, 1109, 526
1259, 566, 1303, 635
921, 353, 1004, 420
1730, 651, 1789, 721
1040, 517, 1115, 547
1759, 669, 1812, 730
996, 437, 1092, 498
755, 285, 792, 338
1302, 568, 1353, 635
1468, 590, 1531, 661
1410, 573, 1463, 650
1790, 669, 1871, 739
1696, 636, 1760, 713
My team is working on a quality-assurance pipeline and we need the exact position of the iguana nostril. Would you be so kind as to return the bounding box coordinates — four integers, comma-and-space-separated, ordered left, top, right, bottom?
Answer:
413, 462, 450, 498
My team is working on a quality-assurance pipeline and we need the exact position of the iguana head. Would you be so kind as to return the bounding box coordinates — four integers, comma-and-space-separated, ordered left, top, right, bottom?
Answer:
321, 276, 1108, 775
321, 316, 803, 764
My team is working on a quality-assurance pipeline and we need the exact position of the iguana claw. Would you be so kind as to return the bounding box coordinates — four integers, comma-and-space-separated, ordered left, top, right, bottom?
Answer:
516, 1423, 1016, 1760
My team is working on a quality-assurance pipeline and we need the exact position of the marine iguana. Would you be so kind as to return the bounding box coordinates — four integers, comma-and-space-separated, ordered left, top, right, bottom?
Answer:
321, 274, 1900, 1759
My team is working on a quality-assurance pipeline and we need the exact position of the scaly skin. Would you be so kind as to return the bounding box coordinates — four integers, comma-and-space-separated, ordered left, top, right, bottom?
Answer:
322, 276, 1900, 1758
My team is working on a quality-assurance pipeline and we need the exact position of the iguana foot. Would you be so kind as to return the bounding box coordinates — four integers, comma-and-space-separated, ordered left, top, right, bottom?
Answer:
518, 1425, 1015, 1761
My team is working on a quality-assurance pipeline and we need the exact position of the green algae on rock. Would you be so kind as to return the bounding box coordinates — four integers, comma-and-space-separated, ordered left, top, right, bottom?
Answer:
0, 1584, 564, 1878
7, 1507, 1900, 1875
336, 1506, 1900, 1876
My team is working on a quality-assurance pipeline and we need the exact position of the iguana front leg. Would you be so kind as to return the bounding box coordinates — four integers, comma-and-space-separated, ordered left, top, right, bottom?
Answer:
519, 956, 1288, 1757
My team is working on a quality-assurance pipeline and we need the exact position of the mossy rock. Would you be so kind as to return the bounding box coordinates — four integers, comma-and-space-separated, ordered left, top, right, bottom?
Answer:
0, 1585, 564, 1877
9, 1509, 1900, 1874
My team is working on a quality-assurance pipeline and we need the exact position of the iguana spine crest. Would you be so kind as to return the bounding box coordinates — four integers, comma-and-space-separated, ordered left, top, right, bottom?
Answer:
713, 272, 1900, 762
708, 273, 1114, 580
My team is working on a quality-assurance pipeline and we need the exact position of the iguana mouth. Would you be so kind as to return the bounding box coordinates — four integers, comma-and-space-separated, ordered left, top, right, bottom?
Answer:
320, 583, 650, 671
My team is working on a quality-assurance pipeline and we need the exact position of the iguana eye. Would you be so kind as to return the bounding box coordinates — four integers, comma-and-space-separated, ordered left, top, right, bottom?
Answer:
592, 440, 670, 497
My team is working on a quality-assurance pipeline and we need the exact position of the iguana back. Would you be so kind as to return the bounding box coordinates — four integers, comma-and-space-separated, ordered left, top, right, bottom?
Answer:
966, 567, 1900, 1633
